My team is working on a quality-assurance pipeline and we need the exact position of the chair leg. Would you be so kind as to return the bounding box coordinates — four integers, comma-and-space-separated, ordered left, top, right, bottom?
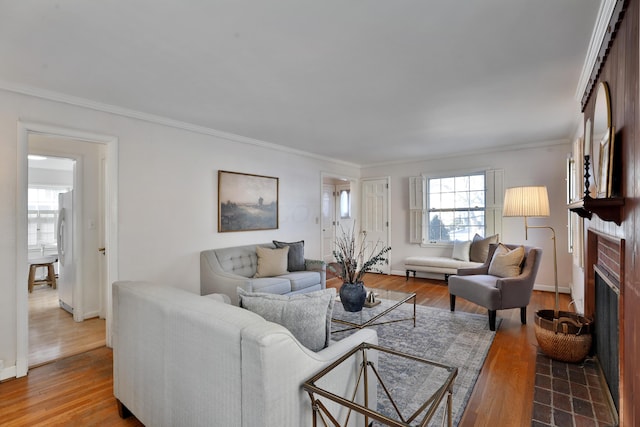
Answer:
520, 307, 527, 325
488, 310, 496, 331
449, 294, 456, 312
28, 265, 37, 293
116, 399, 132, 419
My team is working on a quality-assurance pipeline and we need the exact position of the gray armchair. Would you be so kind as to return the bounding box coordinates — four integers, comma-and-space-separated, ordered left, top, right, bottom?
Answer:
448, 243, 542, 331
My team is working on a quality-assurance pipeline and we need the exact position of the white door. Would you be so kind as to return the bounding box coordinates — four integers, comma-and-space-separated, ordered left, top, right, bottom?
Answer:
321, 184, 335, 263
57, 190, 75, 314
361, 178, 390, 274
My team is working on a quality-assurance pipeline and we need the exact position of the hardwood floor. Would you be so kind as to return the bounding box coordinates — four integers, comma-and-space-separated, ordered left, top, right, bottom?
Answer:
331, 274, 570, 427
28, 284, 106, 367
1, 275, 570, 426
0, 347, 143, 427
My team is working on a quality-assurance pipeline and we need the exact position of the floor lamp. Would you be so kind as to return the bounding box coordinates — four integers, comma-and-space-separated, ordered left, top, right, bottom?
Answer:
502, 186, 558, 314
503, 186, 592, 363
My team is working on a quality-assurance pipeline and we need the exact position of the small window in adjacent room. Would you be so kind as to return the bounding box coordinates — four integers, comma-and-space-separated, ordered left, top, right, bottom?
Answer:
427, 173, 486, 243
27, 186, 70, 254
339, 188, 351, 219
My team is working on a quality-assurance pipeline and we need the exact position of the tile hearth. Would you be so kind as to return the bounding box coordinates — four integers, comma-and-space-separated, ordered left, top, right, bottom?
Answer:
531, 352, 616, 427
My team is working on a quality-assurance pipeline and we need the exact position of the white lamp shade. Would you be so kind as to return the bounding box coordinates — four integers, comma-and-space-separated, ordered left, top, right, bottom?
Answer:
503, 186, 550, 217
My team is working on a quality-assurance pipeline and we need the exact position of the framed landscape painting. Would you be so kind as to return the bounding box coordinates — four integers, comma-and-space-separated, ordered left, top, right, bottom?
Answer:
218, 170, 279, 232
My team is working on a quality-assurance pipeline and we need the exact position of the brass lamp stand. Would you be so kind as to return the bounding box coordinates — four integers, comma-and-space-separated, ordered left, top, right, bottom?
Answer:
503, 186, 592, 363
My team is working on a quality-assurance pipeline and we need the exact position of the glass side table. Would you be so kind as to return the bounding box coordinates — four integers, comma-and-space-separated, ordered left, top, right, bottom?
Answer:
303, 342, 458, 427
332, 289, 416, 333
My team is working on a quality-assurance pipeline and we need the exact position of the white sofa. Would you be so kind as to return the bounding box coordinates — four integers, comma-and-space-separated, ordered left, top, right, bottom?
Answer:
200, 243, 326, 305
405, 234, 499, 282
112, 281, 377, 427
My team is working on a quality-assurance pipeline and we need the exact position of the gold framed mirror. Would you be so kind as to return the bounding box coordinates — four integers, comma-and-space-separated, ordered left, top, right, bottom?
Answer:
591, 81, 613, 198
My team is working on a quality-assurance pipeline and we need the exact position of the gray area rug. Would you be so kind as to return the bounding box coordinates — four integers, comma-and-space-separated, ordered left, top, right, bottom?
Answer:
332, 298, 499, 426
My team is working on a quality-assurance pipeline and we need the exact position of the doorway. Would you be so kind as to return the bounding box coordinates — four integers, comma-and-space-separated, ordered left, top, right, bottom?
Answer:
361, 177, 391, 274
16, 122, 119, 377
27, 139, 105, 368
321, 174, 357, 266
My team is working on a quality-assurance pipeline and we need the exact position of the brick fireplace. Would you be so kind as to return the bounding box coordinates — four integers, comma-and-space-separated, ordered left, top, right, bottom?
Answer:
585, 229, 623, 419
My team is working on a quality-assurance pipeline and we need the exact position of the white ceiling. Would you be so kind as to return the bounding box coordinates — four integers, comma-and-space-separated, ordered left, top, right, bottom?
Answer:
0, 1, 601, 166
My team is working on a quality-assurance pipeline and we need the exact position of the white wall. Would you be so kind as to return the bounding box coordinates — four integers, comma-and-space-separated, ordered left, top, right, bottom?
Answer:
0, 87, 575, 377
361, 143, 573, 292
0, 89, 356, 378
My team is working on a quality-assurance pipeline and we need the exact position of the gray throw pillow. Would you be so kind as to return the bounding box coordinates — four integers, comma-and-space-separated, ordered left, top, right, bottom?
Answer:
469, 233, 499, 263
273, 240, 305, 271
237, 288, 335, 352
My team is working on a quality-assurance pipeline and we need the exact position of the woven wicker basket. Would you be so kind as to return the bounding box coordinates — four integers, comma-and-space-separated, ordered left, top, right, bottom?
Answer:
534, 310, 593, 363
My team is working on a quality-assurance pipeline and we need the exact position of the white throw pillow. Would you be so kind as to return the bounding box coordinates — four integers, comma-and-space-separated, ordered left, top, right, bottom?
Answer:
488, 244, 525, 278
254, 246, 289, 278
237, 288, 335, 351
452, 240, 472, 262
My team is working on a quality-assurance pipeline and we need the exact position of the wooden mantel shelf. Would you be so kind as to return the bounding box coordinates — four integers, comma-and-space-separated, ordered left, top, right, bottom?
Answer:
568, 197, 625, 225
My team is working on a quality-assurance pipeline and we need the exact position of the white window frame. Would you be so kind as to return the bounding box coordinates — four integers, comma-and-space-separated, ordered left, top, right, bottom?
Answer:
27, 185, 71, 256
409, 169, 503, 247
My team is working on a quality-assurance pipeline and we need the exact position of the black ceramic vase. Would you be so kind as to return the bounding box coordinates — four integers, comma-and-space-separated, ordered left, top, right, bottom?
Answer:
339, 282, 367, 312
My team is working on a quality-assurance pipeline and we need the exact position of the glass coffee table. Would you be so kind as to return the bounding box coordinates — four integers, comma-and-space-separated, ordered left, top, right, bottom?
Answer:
332, 288, 416, 333
303, 342, 458, 427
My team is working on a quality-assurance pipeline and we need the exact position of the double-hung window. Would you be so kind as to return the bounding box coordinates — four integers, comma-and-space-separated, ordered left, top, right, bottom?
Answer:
28, 186, 70, 255
409, 170, 502, 245
428, 174, 485, 243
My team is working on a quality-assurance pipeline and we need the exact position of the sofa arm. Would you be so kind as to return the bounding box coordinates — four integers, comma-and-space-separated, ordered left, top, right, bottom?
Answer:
240, 324, 377, 427
496, 274, 536, 309
304, 258, 326, 272
201, 251, 256, 305
203, 293, 232, 304
305, 258, 326, 290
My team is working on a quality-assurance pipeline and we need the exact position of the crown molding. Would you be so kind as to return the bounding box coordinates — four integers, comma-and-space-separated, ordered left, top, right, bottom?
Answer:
361, 138, 571, 169
575, 0, 627, 109
0, 80, 360, 169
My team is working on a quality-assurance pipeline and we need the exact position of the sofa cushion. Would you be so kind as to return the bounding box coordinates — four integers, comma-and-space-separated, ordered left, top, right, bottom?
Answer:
278, 271, 321, 291
404, 256, 478, 269
469, 233, 500, 262
254, 246, 289, 278
237, 288, 335, 351
452, 240, 472, 262
273, 240, 306, 271
248, 277, 292, 294
488, 244, 525, 278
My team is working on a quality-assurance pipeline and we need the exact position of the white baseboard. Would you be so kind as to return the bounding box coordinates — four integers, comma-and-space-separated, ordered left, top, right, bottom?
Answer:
83, 310, 100, 320
533, 284, 571, 294
1, 363, 17, 381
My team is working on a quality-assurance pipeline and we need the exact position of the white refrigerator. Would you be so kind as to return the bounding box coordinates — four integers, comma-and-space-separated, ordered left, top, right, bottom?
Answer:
57, 190, 75, 314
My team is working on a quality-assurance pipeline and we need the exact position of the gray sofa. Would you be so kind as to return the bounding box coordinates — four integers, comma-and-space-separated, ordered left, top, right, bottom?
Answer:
200, 243, 326, 305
